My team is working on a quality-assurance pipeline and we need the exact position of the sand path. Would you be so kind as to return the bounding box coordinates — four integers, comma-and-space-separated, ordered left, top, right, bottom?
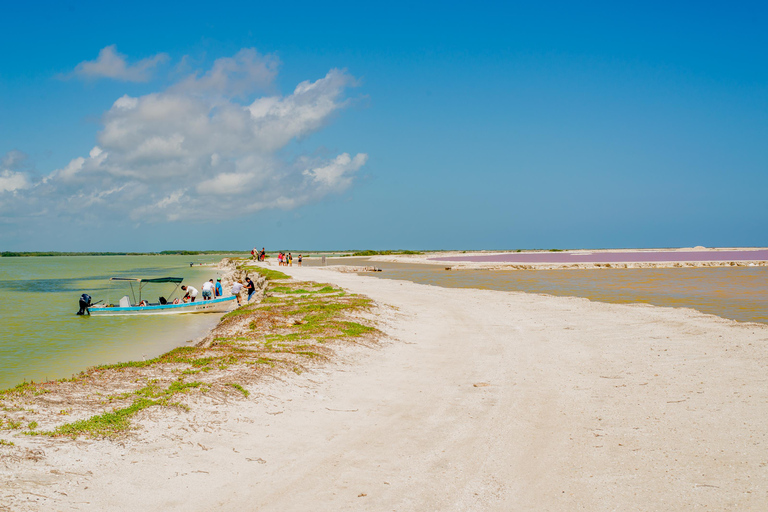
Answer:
5, 266, 768, 510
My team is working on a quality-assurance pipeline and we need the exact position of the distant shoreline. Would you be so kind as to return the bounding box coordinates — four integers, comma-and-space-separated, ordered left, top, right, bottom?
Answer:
368, 247, 768, 270
0, 251, 248, 257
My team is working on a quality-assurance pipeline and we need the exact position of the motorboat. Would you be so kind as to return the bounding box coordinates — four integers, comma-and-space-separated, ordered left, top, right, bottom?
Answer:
81, 277, 237, 316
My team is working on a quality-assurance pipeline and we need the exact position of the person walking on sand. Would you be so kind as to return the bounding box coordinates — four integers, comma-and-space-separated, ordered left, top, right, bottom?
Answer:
181, 285, 198, 303
288, 252, 293, 266
215, 278, 223, 298
201, 279, 215, 301
260, 248, 266, 261
298, 254, 302, 266
244, 276, 256, 302
230, 281, 244, 306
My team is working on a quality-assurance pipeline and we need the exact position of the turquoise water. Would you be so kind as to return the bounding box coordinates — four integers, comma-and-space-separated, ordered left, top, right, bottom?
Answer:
0, 255, 243, 390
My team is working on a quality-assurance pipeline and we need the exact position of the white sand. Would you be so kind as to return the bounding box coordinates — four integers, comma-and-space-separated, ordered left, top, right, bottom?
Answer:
368, 247, 768, 270
4, 265, 768, 510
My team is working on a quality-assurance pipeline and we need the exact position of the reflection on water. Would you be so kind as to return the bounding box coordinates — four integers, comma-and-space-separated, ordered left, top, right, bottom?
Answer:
324, 258, 768, 325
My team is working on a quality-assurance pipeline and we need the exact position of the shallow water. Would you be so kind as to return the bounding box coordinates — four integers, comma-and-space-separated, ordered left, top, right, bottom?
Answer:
432, 249, 768, 263
317, 258, 768, 325
0, 255, 242, 390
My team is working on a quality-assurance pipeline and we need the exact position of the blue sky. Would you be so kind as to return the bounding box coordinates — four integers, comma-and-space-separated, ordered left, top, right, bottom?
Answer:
1, 1, 766, 251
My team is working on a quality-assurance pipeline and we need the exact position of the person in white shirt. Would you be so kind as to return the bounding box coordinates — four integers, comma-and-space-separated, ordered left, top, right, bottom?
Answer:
201, 279, 215, 300
181, 285, 198, 303
231, 281, 244, 306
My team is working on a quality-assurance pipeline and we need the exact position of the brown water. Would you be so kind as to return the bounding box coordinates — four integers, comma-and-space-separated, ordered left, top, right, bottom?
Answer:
319, 258, 768, 325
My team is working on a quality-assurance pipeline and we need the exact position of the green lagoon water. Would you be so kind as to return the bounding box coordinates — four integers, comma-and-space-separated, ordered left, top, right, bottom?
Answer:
0, 254, 243, 390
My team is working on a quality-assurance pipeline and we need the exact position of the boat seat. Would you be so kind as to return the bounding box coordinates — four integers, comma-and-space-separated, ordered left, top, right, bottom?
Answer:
119, 296, 131, 308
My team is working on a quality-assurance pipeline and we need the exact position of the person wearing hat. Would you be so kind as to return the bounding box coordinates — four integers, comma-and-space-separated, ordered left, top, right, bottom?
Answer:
214, 278, 223, 298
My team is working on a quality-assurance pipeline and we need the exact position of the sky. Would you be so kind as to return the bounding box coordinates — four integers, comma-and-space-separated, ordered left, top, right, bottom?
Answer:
1, 1, 766, 251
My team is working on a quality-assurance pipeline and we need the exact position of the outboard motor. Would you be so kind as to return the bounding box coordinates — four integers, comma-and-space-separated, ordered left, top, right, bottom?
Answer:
77, 293, 92, 315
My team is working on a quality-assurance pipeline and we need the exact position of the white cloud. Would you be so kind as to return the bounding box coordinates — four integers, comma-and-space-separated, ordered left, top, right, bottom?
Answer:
0, 170, 30, 193
69, 45, 169, 82
7, 50, 367, 224
172, 48, 279, 97
0, 150, 32, 194
304, 153, 368, 190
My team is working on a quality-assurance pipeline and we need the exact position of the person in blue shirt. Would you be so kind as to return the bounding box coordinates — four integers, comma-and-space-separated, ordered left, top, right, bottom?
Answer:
215, 278, 223, 298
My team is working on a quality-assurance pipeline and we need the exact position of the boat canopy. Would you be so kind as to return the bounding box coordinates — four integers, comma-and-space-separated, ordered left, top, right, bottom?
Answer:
110, 277, 184, 284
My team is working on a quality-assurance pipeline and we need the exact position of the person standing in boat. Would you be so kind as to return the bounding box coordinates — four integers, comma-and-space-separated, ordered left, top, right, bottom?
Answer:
215, 278, 223, 298
181, 285, 198, 302
201, 279, 215, 301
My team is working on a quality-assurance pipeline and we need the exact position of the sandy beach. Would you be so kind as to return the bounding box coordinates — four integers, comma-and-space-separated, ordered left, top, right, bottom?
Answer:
3, 262, 768, 510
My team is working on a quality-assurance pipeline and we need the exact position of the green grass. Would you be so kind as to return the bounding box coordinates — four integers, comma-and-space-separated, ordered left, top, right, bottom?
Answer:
225, 383, 249, 397
351, 250, 423, 256
337, 321, 376, 337
221, 307, 257, 320
49, 380, 206, 438
93, 346, 224, 371
0, 381, 38, 398
239, 265, 290, 280
270, 284, 340, 295
51, 397, 163, 437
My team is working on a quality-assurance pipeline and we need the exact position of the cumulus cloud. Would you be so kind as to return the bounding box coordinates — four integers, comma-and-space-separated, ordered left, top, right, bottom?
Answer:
0, 150, 32, 194
172, 48, 279, 97
7, 49, 366, 223
68, 45, 169, 82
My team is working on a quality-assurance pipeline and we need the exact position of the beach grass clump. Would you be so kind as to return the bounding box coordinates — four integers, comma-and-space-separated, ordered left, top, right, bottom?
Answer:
225, 383, 249, 397
51, 397, 163, 437
239, 265, 290, 281
51, 380, 206, 438
270, 283, 340, 295
0, 381, 39, 399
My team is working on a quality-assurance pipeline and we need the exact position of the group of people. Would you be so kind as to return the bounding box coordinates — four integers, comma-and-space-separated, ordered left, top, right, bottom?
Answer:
179, 278, 223, 303
251, 247, 266, 261
179, 275, 257, 306
248, 247, 305, 267
277, 252, 302, 266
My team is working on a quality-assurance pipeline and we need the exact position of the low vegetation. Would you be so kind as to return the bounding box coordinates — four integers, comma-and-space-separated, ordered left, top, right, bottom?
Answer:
351, 250, 423, 256
0, 262, 379, 440
239, 265, 290, 281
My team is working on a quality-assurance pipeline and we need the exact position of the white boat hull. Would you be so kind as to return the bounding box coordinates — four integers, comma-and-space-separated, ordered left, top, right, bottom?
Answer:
88, 296, 237, 316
